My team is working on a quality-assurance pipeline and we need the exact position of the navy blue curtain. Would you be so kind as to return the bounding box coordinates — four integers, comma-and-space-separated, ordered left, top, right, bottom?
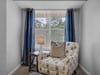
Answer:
65, 9, 75, 42
22, 8, 35, 65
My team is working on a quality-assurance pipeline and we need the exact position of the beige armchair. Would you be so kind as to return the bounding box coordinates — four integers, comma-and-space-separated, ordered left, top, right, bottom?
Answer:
38, 42, 79, 75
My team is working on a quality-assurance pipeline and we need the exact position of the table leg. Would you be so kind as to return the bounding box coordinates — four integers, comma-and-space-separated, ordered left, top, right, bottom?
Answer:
36, 56, 38, 72
28, 52, 31, 72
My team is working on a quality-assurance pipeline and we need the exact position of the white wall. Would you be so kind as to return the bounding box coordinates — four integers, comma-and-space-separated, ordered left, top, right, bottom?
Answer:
7, 0, 21, 74
79, 0, 100, 75
0, 0, 6, 75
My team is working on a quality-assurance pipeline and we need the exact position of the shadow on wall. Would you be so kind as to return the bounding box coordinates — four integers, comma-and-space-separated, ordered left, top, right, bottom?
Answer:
91, 43, 100, 75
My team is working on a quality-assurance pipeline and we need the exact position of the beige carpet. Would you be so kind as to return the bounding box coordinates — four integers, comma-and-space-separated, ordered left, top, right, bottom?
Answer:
13, 66, 87, 75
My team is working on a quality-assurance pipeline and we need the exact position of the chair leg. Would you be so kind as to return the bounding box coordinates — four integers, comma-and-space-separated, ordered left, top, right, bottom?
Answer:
73, 70, 77, 75
29, 65, 31, 72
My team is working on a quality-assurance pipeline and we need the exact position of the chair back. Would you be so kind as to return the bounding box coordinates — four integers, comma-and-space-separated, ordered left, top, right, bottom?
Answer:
65, 42, 79, 56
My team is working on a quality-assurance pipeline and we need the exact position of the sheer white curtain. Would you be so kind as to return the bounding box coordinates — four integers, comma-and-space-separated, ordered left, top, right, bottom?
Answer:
73, 9, 80, 42
21, 9, 26, 57
35, 10, 80, 50
35, 10, 66, 50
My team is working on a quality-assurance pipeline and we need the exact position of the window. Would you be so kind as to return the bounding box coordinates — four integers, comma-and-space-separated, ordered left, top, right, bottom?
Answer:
35, 10, 65, 50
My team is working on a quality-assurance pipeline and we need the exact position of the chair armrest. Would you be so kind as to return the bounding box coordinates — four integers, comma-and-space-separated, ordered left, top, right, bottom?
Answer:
64, 53, 78, 74
38, 53, 50, 61
64, 53, 77, 65
64, 57, 69, 65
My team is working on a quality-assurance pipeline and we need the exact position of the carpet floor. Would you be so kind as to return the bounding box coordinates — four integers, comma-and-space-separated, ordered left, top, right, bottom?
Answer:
13, 66, 87, 75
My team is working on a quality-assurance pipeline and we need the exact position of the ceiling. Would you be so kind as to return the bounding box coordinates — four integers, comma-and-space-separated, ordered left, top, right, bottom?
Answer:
15, 1, 86, 9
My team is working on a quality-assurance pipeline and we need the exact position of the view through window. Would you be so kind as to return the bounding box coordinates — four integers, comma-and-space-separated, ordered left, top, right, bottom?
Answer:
35, 10, 66, 50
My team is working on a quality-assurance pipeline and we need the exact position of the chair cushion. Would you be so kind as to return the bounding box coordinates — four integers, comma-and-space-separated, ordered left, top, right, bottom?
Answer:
42, 57, 64, 66
40, 57, 66, 71
50, 41, 65, 58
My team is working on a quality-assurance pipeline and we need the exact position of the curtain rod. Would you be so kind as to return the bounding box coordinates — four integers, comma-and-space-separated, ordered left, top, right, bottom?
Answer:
15, 0, 88, 1
22, 8, 79, 11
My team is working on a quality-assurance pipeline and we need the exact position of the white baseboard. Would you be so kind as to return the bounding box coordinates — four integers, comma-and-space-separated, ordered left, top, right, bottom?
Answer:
8, 64, 21, 75
79, 64, 92, 75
